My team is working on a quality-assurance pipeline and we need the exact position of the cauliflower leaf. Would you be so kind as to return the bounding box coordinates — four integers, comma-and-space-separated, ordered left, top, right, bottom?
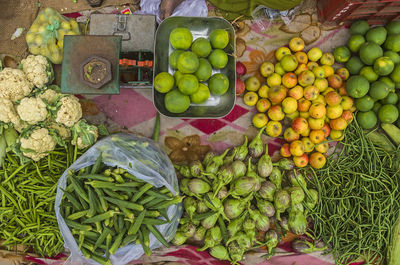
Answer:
71, 120, 98, 149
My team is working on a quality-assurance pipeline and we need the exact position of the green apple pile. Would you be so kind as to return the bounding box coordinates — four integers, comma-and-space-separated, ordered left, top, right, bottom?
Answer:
154, 28, 231, 114
333, 20, 400, 130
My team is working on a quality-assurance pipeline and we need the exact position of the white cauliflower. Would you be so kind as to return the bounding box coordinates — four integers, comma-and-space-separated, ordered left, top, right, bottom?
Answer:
20, 128, 56, 161
17, 97, 48, 125
50, 122, 71, 140
38, 89, 59, 104
13, 119, 29, 133
21, 55, 54, 88
0, 68, 33, 102
0, 97, 20, 124
55, 95, 82, 127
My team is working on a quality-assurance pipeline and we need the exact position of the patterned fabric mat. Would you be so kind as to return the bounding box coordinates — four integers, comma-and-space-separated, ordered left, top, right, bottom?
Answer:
29, 0, 354, 264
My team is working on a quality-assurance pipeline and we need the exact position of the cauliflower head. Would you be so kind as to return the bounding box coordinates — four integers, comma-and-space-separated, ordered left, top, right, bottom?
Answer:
71, 120, 98, 149
20, 128, 56, 161
13, 119, 29, 133
38, 89, 59, 104
0, 97, 20, 124
21, 55, 54, 88
17, 97, 48, 125
0, 68, 33, 102
55, 95, 82, 127
50, 122, 71, 140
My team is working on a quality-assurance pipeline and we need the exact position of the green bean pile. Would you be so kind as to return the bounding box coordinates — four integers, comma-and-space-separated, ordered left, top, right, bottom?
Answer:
306, 119, 400, 264
60, 153, 182, 265
0, 144, 83, 256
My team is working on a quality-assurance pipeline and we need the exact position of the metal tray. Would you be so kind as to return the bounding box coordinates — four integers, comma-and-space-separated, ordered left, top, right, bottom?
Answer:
153, 16, 236, 118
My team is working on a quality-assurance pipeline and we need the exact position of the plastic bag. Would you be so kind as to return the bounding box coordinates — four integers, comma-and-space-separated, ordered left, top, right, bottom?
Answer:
55, 133, 182, 265
26, 7, 80, 64
137, 0, 208, 24
251, 4, 299, 32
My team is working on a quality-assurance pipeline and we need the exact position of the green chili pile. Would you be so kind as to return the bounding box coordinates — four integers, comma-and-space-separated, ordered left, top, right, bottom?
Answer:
0, 144, 84, 256
305, 119, 400, 264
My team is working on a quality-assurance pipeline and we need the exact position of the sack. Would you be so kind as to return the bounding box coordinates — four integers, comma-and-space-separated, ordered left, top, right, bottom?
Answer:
137, 0, 208, 23
55, 133, 182, 265
26, 7, 80, 64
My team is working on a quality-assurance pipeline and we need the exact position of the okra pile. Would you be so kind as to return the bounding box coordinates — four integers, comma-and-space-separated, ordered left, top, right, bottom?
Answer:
60, 153, 182, 265
173, 127, 319, 264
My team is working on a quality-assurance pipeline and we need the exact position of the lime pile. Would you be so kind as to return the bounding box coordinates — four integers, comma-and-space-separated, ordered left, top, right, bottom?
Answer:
154, 27, 231, 114
334, 20, 400, 129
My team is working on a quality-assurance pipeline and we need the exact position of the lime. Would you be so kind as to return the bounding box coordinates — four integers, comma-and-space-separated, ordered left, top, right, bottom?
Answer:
386, 21, 400, 35
390, 64, 400, 83
190, 83, 210, 104
178, 74, 199, 95
378, 104, 399, 123
174, 71, 184, 83
359, 42, 383, 65
350, 20, 369, 35
346, 56, 364, 75
333, 46, 351, 63
209, 73, 229, 95
347, 34, 365, 52
169, 50, 184, 69
169, 27, 193, 50
383, 51, 400, 64
154, 72, 174, 93
355, 95, 374, 111
346, 75, 370, 98
191, 38, 212, 58
209, 29, 229, 49
357, 111, 377, 129
381, 92, 398, 105
384, 34, 400, 52
360, 66, 379, 82
369, 81, 390, 100
177, 51, 199, 74
194, 58, 212, 82
365, 26, 387, 46
373, 56, 394, 76
208, 49, 228, 69
380, 76, 396, 90
164, 89, 191, 114
373, 101, 381, 113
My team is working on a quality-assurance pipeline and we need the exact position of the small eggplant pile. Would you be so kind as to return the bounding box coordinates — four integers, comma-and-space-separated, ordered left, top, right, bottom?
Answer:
172, 127, 319, 264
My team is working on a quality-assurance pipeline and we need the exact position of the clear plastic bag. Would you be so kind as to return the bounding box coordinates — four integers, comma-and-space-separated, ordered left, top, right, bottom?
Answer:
137, 0, 208, 23
251, 4, 299, 32
26, 7, 80, 64
55, 133, 182, 265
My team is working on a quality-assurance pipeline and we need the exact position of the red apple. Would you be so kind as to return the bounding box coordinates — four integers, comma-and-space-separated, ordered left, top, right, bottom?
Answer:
236, 61, 247, 76
236, 77, 245, 96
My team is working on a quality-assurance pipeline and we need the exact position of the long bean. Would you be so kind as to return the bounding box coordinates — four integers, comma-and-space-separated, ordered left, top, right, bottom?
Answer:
304, 119, 400, 265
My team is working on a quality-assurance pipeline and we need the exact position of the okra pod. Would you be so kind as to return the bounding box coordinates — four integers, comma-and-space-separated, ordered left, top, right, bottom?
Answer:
118, 215, 125, 231
95, 222, 102, 234
120, 206, 135, 220
141, 226, 151, 256
61, 189, 82, 211
121, 234, 137, 247
159, 208, 170, 222
67, 210, 89, 221
128, 210, 146, 235
102, 189, 129, 201
65, 219, 92, 231
114, 174, 124, 183
91, 153, 102, 174
149, 196, 184, 209
142, 217, 169, 225
131, 183, 153, 202
116, 182, 142, 188
95, 189, 108, 212
144, 198, 165, 208
103, 197, 144, 211
113, 215, 120, 233
145, 210, 160, 218
87, 187, 97, 218
105, 233, 112, 260
77, 174, 114, 182
138, 195, 156, 205
145, 190, 171, 200
83, 210, 118, 224
146, 224, 169, 248
109, 228, 127, 255
69, 176, 89, 203
91, 251, 113, 265
94, 227, 111, 251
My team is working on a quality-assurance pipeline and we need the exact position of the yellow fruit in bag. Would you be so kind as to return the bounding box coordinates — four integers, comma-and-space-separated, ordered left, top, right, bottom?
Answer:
26, 7, 80, 64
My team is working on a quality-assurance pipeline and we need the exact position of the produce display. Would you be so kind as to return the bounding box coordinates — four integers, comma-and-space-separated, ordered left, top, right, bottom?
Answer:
0, 144, 85, 256
26, 7, 81, 64
172, 127, 318, 264
154, 27, 231, 114
0, 54, 99, 164
59, 154, 182, 265
333, 20, 400, 131
241, 37, 355, 169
